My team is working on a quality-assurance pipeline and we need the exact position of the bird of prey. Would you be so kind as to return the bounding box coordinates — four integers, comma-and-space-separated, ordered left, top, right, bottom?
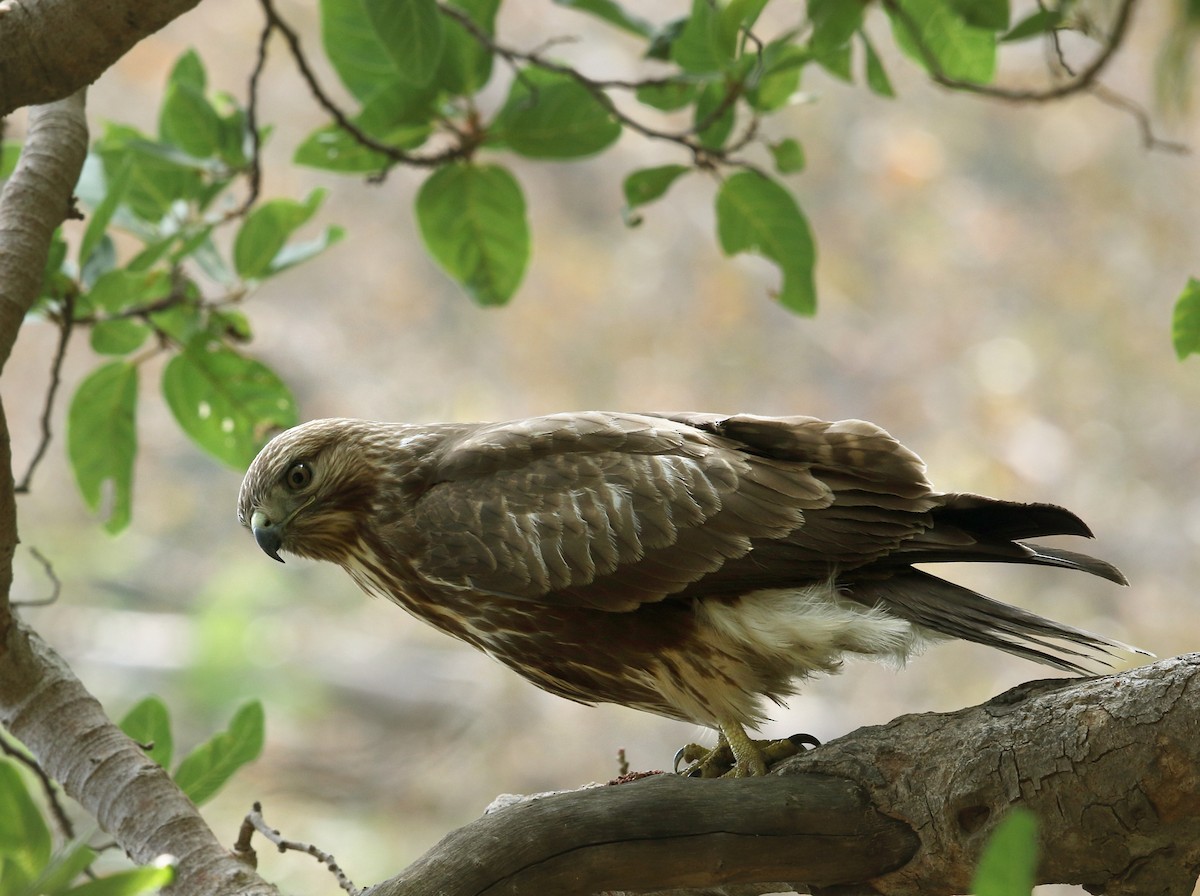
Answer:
238, 412, 1139, 777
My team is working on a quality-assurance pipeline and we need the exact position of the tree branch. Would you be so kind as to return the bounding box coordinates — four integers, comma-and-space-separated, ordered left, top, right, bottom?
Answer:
0, 0, 205, 117
362, 656, 1200, 896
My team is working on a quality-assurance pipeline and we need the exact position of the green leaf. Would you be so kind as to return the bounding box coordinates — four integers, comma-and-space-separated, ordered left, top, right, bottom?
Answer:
68, 362, 138, 534
60, 862, 174, 896
1002, 8, 1062, 42
364, 0, 445, 85
416, 163, 529, 305
949, 0, 1009, 31
173, 701, 265, 806
715, 171, 817, 314
90, 320, 150, 356
436, 0, 501, 95
162, 339, 298, 469
862, 31, 897, 97
635, 80, 697, 111
119, 697, 175, 771
320, 0, 403, 100
809, 0, 864, 51
971, 808, 1038, 896
233, 189, 328, 279
95, 125, 207, 223
671, 0, 735, 73
293, 81, 435, 173
1, 140, 21, 179
623, 164, 691, 211
553, 0, 655, 37
492, 68, 620, 159
694, 80, 736, 150
887, 0, 997, 83
0, 760, 52, 883
79, 156, 133, 269
87, 269, 171, 314
160, 82, 222, 159
747, 42, 806, 111
168, 48, 207, 91
1172, 277, 1200, 360
769, 138, 805, 173
21, 839, 97, 896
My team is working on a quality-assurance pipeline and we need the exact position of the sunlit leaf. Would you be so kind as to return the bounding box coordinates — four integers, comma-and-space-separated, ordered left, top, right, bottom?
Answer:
319, 0, 401, 100
162, 339, 298, 469
887, 0, 997, 83
0, 760, 51, 885
769, 138, 805, 173
59, 861, 174, 896
623, 164, 691, 211
173, 702, 264, 806
67, 362, 138, 534
119, 697, 175, 771
436, 0, 501, 94
416, 163, 529, 305
233, 189, 329, 280
715, 171, 817, 314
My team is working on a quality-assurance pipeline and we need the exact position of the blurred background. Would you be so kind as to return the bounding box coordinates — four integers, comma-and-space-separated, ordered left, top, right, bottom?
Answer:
5, 0, 1200, 891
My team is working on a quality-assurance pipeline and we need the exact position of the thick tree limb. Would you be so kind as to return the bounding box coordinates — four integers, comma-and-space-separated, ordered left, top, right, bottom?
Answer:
364, 656, 1200, 896
0, 0, 204, 117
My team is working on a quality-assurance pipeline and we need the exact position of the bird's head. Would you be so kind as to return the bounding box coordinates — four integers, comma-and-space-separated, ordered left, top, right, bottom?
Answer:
238, 418, 388, 565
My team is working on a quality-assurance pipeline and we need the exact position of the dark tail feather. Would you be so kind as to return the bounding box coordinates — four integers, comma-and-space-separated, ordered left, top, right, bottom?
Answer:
850, 569, 1149, 674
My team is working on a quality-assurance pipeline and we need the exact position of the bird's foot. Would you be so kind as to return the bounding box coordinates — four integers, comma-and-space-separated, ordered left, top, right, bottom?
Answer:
674, 731, 819, 778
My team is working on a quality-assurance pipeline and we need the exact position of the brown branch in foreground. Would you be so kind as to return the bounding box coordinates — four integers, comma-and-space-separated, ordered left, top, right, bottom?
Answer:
361, 655, 1200, 896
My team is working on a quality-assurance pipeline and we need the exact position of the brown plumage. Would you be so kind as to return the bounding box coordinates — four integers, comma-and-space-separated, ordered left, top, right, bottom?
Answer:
237, 412, 1140, 775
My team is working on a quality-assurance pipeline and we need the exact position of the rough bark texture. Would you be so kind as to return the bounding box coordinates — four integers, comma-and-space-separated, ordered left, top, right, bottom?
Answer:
0, 0, 204, 117
361, 656, 1200, 896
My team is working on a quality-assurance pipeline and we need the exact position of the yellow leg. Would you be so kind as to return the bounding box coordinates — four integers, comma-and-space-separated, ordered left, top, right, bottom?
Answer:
674, 722, 809, 778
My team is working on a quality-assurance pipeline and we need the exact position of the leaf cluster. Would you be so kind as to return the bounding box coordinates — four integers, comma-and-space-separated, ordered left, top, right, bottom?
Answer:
0, 699, 262, 896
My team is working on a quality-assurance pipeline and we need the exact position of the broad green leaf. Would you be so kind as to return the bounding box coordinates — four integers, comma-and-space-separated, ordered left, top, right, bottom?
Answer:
809, 0, 865, 51
769, 138, 805, 173
1172, 277, 1200, 360
436, 0, 501, 95
715, 171, 816, 314
971, 808, 1038, 896
492, 68, 620, 159
671, 0, 735, 73
862, 31, 897, 97
233, 189, 328, 279
168, 48, 207, 91
90, 320, 150, 356
160, 82, 222, 159
364, 0, 445, 85
553, 0, 655, 37
79, 156, 133, 268
623, 164, 691, 210
86, 269, 171, 314
173, 702, 264, 806
747, 42, 806, 111
269, 226, 345, 275
1002, 8, 1062, 42
416, 163, 529, 305
319, 0, 402, 100
217, 106, 251, 169
0, 761, 51, 882
887, 0, 997, 83
95, 125, 206, 223
162, 339, 298, 469
949, 0, 1009, 31
68, 362, 138, 533
60, 862, 174, 896
635, 80, 697, 111
720, 0, 769, 35
119, 697, 175, 771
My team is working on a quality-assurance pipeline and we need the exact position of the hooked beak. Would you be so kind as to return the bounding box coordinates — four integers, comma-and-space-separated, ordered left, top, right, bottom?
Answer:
250, 509, 285, 563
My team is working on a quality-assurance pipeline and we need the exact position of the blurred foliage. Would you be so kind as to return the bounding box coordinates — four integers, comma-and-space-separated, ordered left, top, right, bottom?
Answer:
0, 697, 262, 896
970, 808, 1039, 896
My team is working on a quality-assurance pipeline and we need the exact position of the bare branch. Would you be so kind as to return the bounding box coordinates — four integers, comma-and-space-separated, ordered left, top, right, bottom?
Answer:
242, 803, 361, 895
15, 295, 74, 494
360, 656, 1200, 896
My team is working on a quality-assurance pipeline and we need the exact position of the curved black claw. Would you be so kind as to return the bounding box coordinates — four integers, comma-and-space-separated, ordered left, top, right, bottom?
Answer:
787, 732, 822, 750
672, 746, 702, 777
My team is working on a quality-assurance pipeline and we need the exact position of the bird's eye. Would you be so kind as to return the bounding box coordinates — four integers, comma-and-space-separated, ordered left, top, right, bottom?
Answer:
285, 462, 312, 491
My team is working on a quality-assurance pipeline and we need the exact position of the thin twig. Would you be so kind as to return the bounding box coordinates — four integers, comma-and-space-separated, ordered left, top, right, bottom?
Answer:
0, 730, 75, 840
15, 293, 74, 494
231, 15, 272, 219
240, 802, 360, 895
15, 546, 61, 607
1089, 83, 1190, 153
